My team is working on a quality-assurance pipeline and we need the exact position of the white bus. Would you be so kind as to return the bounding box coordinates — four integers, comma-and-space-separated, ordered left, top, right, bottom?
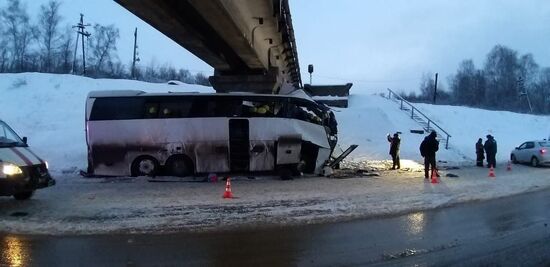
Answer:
85, 90, 338, 178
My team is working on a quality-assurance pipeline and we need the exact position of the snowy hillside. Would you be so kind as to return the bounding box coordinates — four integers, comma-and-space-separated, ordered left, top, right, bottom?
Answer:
337, 95, 550, 165
1, 73, 548, 172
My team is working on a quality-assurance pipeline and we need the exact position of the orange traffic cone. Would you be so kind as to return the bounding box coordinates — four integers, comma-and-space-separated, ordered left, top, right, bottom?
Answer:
488, 166, 496, 178
222, 177, 234, 199
506, 161, 512, 171
430, 168, 439, 184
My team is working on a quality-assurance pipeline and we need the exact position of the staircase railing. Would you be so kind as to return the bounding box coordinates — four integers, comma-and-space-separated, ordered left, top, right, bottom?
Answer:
386, 88, 451, 149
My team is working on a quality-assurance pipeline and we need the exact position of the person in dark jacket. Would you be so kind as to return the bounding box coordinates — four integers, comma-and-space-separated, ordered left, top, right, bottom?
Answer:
484, 135, 497, 168
476, 138, 484, 167
420, 131, 439, 179
387, 133, 401, 169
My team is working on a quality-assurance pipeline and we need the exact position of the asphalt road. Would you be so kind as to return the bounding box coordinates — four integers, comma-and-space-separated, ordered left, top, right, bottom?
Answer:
2, 189, 550, 267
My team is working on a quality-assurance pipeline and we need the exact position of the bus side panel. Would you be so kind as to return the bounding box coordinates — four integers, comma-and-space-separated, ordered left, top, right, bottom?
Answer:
194, 141, 230, 173
87, 118, 230, 176
249, 140, 275, 172
248, 118, 330, 149
248, 118, 331, 174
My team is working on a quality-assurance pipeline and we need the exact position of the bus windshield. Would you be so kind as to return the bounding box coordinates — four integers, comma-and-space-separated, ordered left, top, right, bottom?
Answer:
0, 121, 25, 147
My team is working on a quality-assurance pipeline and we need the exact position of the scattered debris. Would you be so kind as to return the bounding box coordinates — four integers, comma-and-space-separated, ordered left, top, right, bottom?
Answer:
446, 173, 459, 178
327, 168, 380, 179
148, 176, 207, 183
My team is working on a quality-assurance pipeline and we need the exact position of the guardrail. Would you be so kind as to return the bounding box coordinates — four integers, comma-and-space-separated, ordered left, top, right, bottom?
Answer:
386, 88, 451, 149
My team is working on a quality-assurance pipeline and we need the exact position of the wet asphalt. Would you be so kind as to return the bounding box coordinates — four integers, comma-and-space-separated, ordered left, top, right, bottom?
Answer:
1, 189, 550, 267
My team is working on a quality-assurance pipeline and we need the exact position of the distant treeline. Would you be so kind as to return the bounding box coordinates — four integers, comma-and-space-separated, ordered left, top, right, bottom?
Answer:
0, 0, 211, 86
402, 45, 550, 114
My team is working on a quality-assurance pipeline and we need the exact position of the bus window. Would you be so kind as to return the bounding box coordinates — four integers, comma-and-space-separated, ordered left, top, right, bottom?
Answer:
288, 103, 323, 125
159, 101, 192, 118
241, 100, 283, 118
90, 97, 145, 120
144, 103, 159, 118
214, 98, 243, 117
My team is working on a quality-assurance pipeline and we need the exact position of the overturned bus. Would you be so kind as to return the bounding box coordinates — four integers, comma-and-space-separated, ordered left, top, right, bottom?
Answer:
85, 90, 338, 178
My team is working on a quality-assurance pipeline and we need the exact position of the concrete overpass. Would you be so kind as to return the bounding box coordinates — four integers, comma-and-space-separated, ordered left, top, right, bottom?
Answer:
115, 0, 302, 94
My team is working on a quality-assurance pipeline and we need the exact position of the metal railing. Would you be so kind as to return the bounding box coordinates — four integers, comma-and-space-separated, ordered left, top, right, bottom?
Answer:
386, 88, 451, 149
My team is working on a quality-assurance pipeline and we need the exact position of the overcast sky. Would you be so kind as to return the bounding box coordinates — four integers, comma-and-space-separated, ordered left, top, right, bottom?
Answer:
14, 0, 550, 93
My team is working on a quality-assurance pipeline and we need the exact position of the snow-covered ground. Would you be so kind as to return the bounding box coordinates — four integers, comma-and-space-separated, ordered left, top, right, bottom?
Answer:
1, 72, 549, 235
0, 165, 548, 235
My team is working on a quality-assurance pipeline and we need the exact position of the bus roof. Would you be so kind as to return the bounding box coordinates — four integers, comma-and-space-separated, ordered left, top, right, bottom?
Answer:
87, 89, 318, 103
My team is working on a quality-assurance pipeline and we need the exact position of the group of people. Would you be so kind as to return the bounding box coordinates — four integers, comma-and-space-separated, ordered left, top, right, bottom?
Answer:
386, 130, 440, 179
476, 135, 498, 168
386, 131, 499, 180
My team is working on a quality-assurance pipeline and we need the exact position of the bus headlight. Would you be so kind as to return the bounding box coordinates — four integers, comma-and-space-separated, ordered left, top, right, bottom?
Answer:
2, 163, 23, 176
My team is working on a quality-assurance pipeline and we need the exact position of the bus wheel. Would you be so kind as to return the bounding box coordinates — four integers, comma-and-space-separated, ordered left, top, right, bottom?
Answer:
166, 156, 193, 177
13, 191, 34, 200
131, 156, 159, 177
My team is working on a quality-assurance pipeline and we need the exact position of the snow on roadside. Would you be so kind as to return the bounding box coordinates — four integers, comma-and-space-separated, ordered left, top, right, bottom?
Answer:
0, 164, 548, 235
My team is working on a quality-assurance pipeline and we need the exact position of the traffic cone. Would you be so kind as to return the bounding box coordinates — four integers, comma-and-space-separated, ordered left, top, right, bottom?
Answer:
488, 166, 496, 178
222, 177, 234, 199
430, 169, 439, 184
506, 161, 512, 171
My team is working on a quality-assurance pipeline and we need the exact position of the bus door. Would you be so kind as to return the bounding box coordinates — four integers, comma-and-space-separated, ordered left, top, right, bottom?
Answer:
229, 119, 250, 172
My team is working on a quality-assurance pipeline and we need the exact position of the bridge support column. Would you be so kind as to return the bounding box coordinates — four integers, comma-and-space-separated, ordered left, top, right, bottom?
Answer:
209, 68, 283, 94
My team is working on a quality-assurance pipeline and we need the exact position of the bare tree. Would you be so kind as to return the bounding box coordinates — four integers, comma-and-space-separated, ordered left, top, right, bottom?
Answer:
37, 0, 62, 72
87, 23, 119, 75
0, 0, 34, 72
194, 72, 211, 86
0, 18, 7, 72
483, 45, 521, 110
57, 25, 73, 73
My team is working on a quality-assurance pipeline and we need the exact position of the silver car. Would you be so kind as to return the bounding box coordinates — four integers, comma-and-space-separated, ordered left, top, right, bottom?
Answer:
510, 140, 550, 167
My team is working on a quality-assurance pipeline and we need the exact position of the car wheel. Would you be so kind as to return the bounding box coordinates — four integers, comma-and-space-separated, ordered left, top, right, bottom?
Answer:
511, 154, 518, 164
531, 157, 539, 167
131, 156, 159, 177
166, 156, 193, 177
13, 191, 34, 200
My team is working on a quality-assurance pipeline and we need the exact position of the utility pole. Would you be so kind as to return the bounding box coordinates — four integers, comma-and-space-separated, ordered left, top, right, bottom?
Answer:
518, 77, 533, 113
72, 14, 91, 75
433, 73, 438, 104
131, 27, 140, 79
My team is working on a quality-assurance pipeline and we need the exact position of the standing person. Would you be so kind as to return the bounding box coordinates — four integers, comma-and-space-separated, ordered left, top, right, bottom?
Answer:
420, 131, 439, 179
484, 135, 497, 168
387, 133, 401, 169
476, 138, 485, 167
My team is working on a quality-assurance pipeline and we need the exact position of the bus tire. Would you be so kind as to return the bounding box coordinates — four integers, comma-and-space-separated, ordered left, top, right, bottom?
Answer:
166, 155, 194, 177
13, 191, 34, 200
131, 156, 159, 177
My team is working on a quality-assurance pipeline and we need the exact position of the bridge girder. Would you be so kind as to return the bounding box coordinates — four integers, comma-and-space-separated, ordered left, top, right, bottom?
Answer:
115, 0, 302, 93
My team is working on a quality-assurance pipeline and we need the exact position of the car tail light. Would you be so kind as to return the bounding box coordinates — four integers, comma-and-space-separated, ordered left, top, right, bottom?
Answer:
541, 149, 547, 155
